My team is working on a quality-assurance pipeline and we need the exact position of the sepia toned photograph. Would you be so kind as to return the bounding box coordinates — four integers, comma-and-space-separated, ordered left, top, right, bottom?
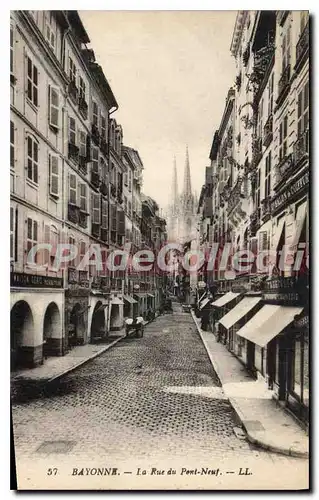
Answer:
10, 9, 309, 490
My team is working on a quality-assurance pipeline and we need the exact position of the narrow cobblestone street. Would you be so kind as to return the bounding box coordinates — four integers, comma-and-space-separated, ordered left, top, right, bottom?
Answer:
12, 304, 307, 489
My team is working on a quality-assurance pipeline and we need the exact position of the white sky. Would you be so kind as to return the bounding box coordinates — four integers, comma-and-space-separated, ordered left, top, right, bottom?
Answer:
80, 10, 237, 210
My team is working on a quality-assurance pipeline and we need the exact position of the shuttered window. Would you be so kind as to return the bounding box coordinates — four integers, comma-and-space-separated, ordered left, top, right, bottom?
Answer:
92, 193, 100, 224
79, 183, 87, 211
69, 117, 76, 144
92, 147, 99, 173
102, 198, 108, 228
49, 154, 59, 197
27, 218, 38, 262
297, 81, 309, 137
92, 101, 99, 127
279, 115, 288, 161
27, 56, 38, 106
10, 207, 14, 260
10, 120, 15, 168
69, 174, 77, 205
265, 152, 271, 198
49, 86, 59, 129
79, 130, 86, 157
27, 135, 38, 184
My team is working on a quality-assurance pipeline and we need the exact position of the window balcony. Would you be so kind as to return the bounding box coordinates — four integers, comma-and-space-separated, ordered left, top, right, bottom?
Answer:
248, 208, 261, 237
275, 153, 294, 187
78, 97, 88, 120
100, 139, 108, 157
263, 114, 273, 148
68, 143, 79, 163
79, 155, 88, 175
100, 181, 108, 197
68, 267, 78, 284
68, 203, 80, 224
100, 228, 108, 242
79, 210, 88, 229
91, 276, 101, 289
91, 124, 100, 146
68, 80, 78, 103
295, 21, 309, 72
261, 196, 271, 221
110, 184, 117, 198
79, 270, 89, 288
252, 136, 263, 166
91, 223, 100, 239
293, 129, 309, 167
276, 64, 291, 107
117, 190, 123, 204
91, 170, 100, 188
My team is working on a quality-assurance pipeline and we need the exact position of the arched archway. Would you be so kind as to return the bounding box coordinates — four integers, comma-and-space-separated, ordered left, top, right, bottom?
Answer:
69, 303, 85, 348
11, 301, 34, 370
90, 301, 106, 343
43, 302, 61, 358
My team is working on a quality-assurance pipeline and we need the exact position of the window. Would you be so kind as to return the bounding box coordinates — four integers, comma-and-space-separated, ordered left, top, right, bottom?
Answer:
257, 98, 264, 139
279, 115, 288, 161
68, 236, 76, 267
10, 121, 15, 168
92, 193, 100, 224
102, 199, 108, 228
128, 169, 132, 192
265, 152, 271, 198
92, 147, 99, 173
255, 168, 261, 207
79, 241, 86, 270
27, 218, 38, 262
27, 135, 38, 184
10, 207, 14, 260
79, 130, 86, 157
10, 26, 14, 75
258, 230, 268, 252
293, 338, 302, 397
49, 154, 59, 197
101, 115, 107, 141
49, 86, 59, 129
69, 174, 77, 205
45, 12, 56, 52
128, 201, 132, 217
27, 57, 38, 107
100, 158, 108, 184
297, 81, 309, 137
281, 23, 291, 72
79, 183, 87, 211
69, 56, 76, 84
267, 73, 274, 116
79, 76, 86, 101
92, 102, 98, 127
69, 117, 76, 144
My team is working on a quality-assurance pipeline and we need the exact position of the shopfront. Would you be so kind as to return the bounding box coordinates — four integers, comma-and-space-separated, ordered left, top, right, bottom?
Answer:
210, 292, 242, 337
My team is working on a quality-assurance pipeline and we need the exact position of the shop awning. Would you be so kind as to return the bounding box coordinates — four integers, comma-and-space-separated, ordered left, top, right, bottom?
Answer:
219, 296, 262, 330
236, 304, 303, 347
111, 297, 124, 305
96, 303, 108, 312
199, 298, 211, 310
211, 292, 241, 308
289, 201, 307, 250
123, 295, 137, 304
147, 293, 155, 298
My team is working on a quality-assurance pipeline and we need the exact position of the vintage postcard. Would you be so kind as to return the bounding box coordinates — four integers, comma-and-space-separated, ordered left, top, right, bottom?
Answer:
10, 9, 309, 490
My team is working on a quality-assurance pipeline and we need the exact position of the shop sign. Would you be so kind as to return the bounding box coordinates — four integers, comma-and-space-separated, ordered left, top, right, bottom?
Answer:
11, 272, 63, 289
272, 171, 309, 213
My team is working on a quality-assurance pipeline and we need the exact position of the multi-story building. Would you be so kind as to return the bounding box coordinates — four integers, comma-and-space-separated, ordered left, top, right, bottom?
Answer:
197, 10, 309, 423
10, 10, 123, 368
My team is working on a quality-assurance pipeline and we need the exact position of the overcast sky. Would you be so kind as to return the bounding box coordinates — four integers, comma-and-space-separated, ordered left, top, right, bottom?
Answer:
80, 11, 237, 211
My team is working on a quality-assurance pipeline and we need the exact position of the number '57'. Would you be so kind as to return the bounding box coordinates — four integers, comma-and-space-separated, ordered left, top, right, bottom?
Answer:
47, 468, 58, 476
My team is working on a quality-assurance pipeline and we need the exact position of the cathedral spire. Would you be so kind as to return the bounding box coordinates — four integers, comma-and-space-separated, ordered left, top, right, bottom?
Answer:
183, 145, 192, 197
171, 155, 178, 208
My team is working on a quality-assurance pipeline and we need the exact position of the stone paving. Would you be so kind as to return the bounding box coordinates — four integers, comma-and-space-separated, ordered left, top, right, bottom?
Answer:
12, 304, 308, 489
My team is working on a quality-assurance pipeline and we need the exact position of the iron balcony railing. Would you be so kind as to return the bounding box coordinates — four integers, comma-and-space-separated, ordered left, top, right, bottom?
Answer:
296, 21, 309, 68
293, 129, 309, 166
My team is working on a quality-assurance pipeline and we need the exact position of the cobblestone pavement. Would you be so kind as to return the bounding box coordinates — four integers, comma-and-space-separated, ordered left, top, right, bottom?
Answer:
12, 304, 308, 489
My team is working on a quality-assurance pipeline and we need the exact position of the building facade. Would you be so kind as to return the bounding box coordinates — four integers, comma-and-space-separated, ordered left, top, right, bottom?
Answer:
10, 10, 167, 370
197, 10, 309, 423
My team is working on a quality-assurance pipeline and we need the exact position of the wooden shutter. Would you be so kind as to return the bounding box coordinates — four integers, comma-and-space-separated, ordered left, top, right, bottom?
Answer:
117, 209, 125, 236
49, 86, 59, 129
49, 154, 59, 197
